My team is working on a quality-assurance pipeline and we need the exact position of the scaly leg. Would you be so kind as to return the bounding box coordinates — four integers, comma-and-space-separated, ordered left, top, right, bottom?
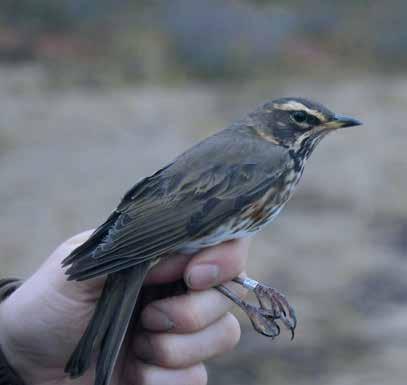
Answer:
216, 277, 297, 339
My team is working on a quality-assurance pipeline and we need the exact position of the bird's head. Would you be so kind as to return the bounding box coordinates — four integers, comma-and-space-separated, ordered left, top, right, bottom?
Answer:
249, 97, 361, 154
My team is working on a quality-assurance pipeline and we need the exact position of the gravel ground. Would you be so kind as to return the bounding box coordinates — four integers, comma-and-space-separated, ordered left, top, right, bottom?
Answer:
1, 66, 406, 385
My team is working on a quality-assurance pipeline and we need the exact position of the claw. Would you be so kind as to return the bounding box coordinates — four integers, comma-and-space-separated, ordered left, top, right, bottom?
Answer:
253, 284, 297, 339
217, 277, 297, 340
276, 300, 286, 318
244, 303, 281, 338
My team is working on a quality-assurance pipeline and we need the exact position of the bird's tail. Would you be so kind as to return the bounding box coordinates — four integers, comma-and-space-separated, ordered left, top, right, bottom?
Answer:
65, 263, 150, 385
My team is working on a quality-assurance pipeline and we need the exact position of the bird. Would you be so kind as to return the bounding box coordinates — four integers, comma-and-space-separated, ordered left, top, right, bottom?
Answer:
62, 97, 361, 385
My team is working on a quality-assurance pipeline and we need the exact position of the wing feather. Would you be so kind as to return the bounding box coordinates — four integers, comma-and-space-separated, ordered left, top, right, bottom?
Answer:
64, 133, 290, 281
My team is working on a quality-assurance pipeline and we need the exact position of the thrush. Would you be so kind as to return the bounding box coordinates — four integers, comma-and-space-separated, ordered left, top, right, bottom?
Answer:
62, 97, 361, 385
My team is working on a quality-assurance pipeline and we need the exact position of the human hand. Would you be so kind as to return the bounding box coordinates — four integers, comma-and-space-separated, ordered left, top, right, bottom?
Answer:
0, 230, 249, 385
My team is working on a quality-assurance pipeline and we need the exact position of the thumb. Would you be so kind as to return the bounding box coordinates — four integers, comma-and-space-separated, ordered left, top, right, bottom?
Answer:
36, 229, 106, 302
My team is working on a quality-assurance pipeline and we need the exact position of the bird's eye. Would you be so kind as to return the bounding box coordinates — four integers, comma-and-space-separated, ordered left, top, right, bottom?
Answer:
291, 111, 321, 127
292, 111, 307, 123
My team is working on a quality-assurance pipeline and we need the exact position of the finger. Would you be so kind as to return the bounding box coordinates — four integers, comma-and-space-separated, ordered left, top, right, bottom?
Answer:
144, 237, 250, 286
44, 229, 106, 296
141, 283, 247, 333
124, 361, 207, 385
133, 313, 241, 368
143, 254, 190, 285
184, 238, 250, 290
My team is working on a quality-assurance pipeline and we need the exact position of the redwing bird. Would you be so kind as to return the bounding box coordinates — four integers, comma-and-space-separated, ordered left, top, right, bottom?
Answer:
63, 97, 361, 385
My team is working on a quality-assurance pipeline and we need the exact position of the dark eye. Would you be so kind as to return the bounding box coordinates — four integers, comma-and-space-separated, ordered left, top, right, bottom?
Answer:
292, 111, 307, 123
292, 111, 321, 126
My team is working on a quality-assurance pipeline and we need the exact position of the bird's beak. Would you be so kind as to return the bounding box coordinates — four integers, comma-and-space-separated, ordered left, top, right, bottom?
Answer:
322, 114, 362, 130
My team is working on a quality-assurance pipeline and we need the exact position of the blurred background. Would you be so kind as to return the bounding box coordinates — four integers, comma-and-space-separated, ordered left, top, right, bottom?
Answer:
1, 1, 406, 384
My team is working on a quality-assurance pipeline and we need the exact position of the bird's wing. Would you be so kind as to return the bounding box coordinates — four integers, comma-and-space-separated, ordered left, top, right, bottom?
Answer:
64, 132, 289, 281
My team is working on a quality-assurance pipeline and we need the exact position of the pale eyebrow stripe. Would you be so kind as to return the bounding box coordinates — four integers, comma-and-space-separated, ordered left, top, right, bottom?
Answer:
272, 101, 326, 121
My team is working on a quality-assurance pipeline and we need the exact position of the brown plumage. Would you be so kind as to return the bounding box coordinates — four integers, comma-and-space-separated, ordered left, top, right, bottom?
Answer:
62, 97, 361, 385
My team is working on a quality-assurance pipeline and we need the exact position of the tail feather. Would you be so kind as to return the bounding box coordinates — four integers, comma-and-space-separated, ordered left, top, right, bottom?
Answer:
65, 264, 150, 385
64, 275, 120, 378
95, 265, 149, 385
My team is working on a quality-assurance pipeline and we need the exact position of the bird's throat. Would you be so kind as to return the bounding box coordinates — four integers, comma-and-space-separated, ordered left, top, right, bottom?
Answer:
293, 132, 325, 160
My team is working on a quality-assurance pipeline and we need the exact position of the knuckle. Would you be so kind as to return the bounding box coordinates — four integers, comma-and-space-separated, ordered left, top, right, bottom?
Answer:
148, 334, 178, 366
182, 300, 204, 331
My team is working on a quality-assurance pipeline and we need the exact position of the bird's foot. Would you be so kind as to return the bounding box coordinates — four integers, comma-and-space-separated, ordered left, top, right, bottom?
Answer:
253, 280, 297, 339
216, 276, 297, 339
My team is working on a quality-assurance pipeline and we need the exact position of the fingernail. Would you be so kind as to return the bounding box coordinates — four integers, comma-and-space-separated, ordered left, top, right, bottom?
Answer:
133, 333, 154, 363
186, 264, 220, 289
141, 305, 175, 332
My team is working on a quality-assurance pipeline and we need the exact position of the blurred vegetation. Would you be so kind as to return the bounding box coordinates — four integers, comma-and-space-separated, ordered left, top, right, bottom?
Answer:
1, 0, 407, 85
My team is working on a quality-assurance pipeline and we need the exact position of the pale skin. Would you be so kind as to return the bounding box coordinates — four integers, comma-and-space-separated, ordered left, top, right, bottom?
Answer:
0, 230, 249, 385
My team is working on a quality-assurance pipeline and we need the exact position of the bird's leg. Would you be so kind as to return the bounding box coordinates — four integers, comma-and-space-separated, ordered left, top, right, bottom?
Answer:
216, 276, 297, 340
235, 276, 297, 338
216, 284, 281, 338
